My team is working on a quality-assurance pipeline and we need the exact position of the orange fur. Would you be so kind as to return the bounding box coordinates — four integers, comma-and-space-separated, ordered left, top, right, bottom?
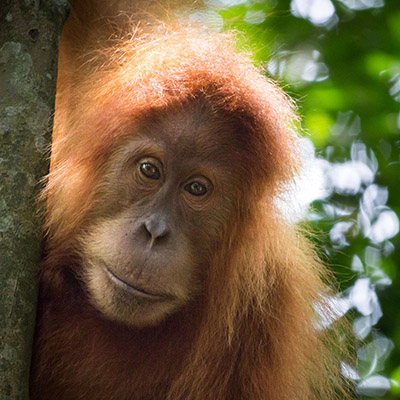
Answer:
31, 2, 352, 399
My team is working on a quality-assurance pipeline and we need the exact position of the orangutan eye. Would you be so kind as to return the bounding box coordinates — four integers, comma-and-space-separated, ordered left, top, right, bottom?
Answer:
139, 162, 160, 180
184, 180, 208, 196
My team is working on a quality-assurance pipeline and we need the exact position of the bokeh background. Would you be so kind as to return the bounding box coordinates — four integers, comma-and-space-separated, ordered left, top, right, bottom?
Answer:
197, 0, 400, 398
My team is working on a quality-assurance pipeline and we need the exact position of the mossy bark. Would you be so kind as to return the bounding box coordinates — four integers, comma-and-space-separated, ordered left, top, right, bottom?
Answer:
0, 1, 68, 398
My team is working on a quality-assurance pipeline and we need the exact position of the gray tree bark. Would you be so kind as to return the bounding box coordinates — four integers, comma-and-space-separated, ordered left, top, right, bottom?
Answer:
0, 1, 68, 398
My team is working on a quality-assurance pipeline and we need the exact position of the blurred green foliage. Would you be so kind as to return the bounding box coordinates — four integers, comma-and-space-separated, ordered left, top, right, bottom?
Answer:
207, 0, 400, 398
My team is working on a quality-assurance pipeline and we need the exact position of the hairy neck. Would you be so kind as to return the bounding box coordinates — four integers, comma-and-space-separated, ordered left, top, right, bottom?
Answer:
31, 266, 201, 400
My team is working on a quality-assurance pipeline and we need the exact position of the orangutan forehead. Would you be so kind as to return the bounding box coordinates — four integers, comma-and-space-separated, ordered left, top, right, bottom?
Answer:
128, 100, 245, 163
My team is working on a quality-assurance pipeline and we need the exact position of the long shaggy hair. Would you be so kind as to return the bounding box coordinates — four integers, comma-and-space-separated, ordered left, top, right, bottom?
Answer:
31, 2, 353, 399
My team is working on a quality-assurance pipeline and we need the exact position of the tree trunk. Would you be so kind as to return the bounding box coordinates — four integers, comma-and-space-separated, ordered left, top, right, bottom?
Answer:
0, 1, 68, 398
